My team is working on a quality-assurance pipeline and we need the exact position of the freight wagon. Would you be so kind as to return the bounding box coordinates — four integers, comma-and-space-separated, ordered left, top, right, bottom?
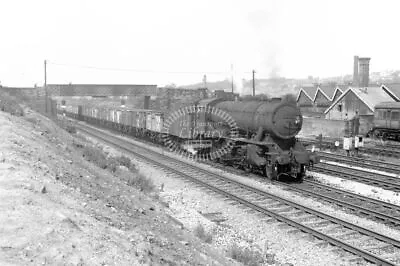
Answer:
58, 96, 319, 181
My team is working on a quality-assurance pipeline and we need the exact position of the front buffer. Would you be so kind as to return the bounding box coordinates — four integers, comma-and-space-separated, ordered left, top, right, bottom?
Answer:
246, 140, 319, 181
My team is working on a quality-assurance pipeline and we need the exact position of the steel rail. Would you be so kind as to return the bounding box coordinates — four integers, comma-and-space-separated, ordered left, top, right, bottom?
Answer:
318, 151, 400, 174
300, 138, 400, 158
314, 164, 400, 192
77, 123, 399, 265
281, 180, 400, 226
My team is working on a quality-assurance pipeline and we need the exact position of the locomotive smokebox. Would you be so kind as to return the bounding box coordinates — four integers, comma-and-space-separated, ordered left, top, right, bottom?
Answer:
213, 100, 302, 139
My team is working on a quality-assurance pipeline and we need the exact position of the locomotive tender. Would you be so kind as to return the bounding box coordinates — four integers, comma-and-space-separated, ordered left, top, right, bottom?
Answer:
58, 96, 318, 181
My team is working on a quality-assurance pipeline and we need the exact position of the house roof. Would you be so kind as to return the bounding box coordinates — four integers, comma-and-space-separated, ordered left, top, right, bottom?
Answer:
324, 86, 395, 114
382, 83, 400, 101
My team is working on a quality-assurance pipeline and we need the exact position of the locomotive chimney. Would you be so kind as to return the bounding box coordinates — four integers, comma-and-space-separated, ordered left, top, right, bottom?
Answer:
353, 56, 359, 87
358, 57, 370, 88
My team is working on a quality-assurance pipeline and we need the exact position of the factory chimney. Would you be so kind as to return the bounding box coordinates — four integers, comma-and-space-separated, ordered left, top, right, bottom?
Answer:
358, 57, 370, 88
353, 56, 359, 87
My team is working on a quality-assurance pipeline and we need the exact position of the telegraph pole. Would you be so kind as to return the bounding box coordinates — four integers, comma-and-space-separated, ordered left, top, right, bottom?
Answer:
231, 64, 234, 93
252, 69, 256, 96
44, 60, 47, 113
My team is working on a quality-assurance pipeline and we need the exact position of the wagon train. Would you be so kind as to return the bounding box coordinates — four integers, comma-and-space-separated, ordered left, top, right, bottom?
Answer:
58, 97, 319, 181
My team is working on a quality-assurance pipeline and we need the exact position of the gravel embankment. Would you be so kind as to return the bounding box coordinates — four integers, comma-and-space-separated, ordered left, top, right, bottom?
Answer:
80, 124, 384, 265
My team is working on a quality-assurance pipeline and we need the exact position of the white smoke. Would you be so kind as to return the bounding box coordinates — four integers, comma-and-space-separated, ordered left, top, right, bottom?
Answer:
247, 4, 282, 80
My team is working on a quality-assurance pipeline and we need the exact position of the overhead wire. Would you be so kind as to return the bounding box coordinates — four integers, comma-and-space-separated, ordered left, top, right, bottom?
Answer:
47, 61, 248, 75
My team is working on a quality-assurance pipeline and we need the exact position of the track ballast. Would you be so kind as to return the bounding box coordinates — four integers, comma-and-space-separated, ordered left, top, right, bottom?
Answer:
76, 122, 400, 265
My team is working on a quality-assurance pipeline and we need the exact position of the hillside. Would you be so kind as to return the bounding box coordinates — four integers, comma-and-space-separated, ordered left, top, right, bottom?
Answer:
0, 105, 234, 265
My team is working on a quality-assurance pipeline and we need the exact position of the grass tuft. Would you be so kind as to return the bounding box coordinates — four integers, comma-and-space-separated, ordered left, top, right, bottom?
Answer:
82, 145, 108, 169
0, 91, 24, 116
80, 144, 155, 194
65, 125, 77, 134
114, 155, 131, 169
127, 172, 155, 193
194, 224, 213, 243
227, 244, 265, 266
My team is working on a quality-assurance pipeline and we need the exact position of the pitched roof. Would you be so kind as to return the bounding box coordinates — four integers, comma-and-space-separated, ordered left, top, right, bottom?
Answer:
382, 83, 400, 101
337, 84, 349, 91
324, 86, 395, 114
296, 84, 345, 102
375, 102, 400, 109
296, 85, 318, 101
318, 84, 338, 99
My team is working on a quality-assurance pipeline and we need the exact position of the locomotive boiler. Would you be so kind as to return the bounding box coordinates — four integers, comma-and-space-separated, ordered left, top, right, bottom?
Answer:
197, 98, 319, 181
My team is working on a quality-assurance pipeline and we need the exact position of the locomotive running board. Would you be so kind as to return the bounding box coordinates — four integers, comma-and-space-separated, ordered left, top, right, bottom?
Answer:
223, 137, 276, 146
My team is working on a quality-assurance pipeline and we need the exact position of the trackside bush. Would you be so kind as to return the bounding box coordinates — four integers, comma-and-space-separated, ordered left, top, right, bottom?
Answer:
228, 244, 265, 266
127, 172, 155, 193
0, 91, 24, 116
82, 146, 108, 169
80, 144, 154, 193
194, 224, 213, 243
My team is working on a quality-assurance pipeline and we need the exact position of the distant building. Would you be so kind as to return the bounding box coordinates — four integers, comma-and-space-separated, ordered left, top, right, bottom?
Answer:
314, 84, 343, 108
47, 84, 158, 97
296, 84, 344, 115
324, 86, 395, 135
325, 86, 395, 119
0, 86, 36, 97
296, 85, 317, 107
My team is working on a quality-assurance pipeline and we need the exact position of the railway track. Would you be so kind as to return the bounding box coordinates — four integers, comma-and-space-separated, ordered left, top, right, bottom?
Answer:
205, 156, 400, 227
301, 138, 400, 158
319, 151, 400, 175
282, 179, 400, 227
76, 123, 400, 265
314, 163, 400, 192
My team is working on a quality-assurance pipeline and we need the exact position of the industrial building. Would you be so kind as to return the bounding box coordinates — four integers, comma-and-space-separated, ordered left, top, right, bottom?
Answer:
298, 56, 400, 119
382, 83, 400, 101
296, 84, 343, 115
325, 57, 396, 119
296, 85, 318, 107
324, 86, 394, 119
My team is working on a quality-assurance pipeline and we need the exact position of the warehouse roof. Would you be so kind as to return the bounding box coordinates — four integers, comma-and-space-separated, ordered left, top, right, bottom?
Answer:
296, 84, 344, 102
337, 84, 349, 91
317, 84, 340, 100
296, 85, 318, 101
324, 86, 395, 113
382, 83, 400, 101
375, 101, 400, 109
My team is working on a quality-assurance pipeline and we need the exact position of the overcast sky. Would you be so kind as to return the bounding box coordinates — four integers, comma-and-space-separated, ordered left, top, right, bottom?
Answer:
1, 0, 399, 86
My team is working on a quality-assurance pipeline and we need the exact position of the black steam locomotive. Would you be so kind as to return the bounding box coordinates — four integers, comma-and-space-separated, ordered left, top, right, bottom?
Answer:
59, 97, 319, 181
178, 98, 319, 180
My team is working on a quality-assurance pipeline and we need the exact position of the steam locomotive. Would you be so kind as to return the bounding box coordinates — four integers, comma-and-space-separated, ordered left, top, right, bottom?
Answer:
188, 98, 319, 180
58, 97, 319, 181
